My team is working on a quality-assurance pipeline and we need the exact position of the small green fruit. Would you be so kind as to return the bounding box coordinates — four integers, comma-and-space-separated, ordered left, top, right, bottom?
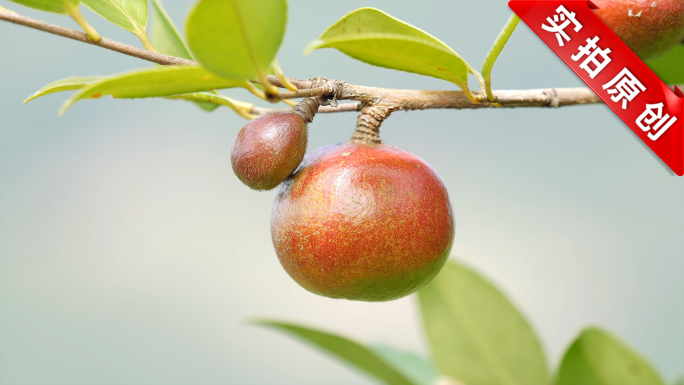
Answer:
593, 0, 684, 60
231, 112, 307, 191
271, 142, 454, 301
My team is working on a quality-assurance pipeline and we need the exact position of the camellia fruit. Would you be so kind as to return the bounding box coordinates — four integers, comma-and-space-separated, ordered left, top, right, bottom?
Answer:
593, 0, 684, 60
231, 111, 308, 191
271, 142, 454, 301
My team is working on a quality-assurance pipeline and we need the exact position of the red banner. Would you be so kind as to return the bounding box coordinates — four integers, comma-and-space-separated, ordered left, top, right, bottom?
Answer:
509, 0, 684, 175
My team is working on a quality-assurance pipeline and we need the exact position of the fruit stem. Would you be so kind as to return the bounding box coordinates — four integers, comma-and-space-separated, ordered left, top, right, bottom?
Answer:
351, 104, 390, 145
292, 97, 320, 123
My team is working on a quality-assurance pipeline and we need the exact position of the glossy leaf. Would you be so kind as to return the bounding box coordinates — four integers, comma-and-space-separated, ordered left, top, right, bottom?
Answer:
557, 328, 664, 385
7, 0, 78, 15
185, 0, 287, 81
167, 92, 255, 119
371, 345, 438, 385
149, 0, 217, 112
418, 260, 548, 385
81, 0, 148, 35
253, 320, 419, 385
647, 44, 684, 84
305, 8, 471, 90
150, 0, 192, 59
482, 14, 520, 101
59, 66, 246, 115
24, 76, 101, 103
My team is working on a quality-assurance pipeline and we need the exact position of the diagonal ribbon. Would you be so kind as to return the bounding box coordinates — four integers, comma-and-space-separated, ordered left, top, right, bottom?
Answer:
510, 0, 683, 175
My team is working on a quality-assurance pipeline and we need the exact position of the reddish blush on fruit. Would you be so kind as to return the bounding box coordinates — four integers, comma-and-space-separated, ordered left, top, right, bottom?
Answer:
593, 0, 684, 60
271, 142, 454, 301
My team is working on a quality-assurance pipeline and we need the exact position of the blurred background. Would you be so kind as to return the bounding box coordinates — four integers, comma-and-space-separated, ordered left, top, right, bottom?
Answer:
1, 1, 682, 384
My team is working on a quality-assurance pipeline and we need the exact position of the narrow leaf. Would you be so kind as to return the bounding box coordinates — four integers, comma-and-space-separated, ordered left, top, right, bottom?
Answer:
371, 345, 439, 385
647, 44, 684, 84
24, 75, 101, 103
81, 0, 148, 35
7, 0, 78, 15
150, 0, 192, 60
305, 8, 471, 91
59, 66, 246, 115
185, 0, 287, 82
149, 0, 217, 112
253, 320, 419, 385
557, 328, 665, 385
168, 92, 256, 119
482, 14, 520, 101
417, 260, 548, 385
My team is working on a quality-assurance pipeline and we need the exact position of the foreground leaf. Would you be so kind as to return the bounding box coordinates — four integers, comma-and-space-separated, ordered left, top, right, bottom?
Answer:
647, 44, 684, 84
557, 328, 664, 385
81, 0, 147, 34
482, 14, 520, 102
149, 0, 217, 112
59, 66, 246, 115
150, 0, 192, 59
254, 320, 419, 385
7, 0, 78, 15
418, 260, 548, 385
81, 0, 153, 50
371, 345, 438, 385
24, 75, 101, 103
186, 0, 287, 86
306, 8, 471, 93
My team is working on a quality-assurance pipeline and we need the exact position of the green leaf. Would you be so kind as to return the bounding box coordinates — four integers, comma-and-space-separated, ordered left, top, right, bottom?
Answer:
185, 0, 287, 82
371, 345, 439, 385
7, 0, 78, 15
673, 375, 684, 385
253, 320, 420, 385
305, 8, 471, 91
647, 44, 684, 84
149, 0, 217, 112
557, 328, 665, 385
24, 75, 101, 103
150, 0, 192, 60
482, 14, 520, 101
81, 0, 148, 35
417, 260, 548, 385
59, 66, 246, 115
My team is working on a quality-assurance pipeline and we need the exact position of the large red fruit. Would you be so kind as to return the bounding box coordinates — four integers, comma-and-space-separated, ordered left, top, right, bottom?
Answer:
593, 0, 684, 60
271, 142, 454, 301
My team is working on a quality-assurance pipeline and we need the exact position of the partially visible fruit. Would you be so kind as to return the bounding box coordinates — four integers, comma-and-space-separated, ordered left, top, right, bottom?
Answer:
231, 111, 307, 191
593, 0, 684, 60
271, 142, 454, 302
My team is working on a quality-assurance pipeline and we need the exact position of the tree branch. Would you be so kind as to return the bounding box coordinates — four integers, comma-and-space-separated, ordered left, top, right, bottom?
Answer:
0, 8, 602, 111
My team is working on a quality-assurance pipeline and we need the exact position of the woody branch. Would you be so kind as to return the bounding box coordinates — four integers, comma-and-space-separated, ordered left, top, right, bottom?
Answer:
1, 8, 603, 117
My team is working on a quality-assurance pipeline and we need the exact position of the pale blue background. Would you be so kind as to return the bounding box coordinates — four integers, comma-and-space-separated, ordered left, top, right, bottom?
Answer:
1, 1, 682, 384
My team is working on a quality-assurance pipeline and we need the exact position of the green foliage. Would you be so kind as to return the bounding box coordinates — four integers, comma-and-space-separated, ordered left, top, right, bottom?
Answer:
371, 344, 439, 385
149, 0, 217, 112
253, 320, 422, 385
150, 0, 192, 60
482, 14, 520, 101
24, 75, 100, 103
647, 44, 684, 84
58, 66, 246, 115
305, 8, 472, 92
557, 328, 664, 385
7, 0, 78, 15
81, 0, 148, 35
185, 0, 287, 82
417, 260, 548, 385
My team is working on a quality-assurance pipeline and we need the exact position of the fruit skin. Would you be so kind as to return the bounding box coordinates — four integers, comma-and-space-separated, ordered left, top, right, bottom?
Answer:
593, 0, 684, 60
231, 112, 307, 191
271, 142, 454, 301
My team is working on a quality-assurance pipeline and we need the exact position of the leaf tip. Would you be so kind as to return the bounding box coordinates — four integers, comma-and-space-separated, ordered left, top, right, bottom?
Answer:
303, 41, 322, 56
